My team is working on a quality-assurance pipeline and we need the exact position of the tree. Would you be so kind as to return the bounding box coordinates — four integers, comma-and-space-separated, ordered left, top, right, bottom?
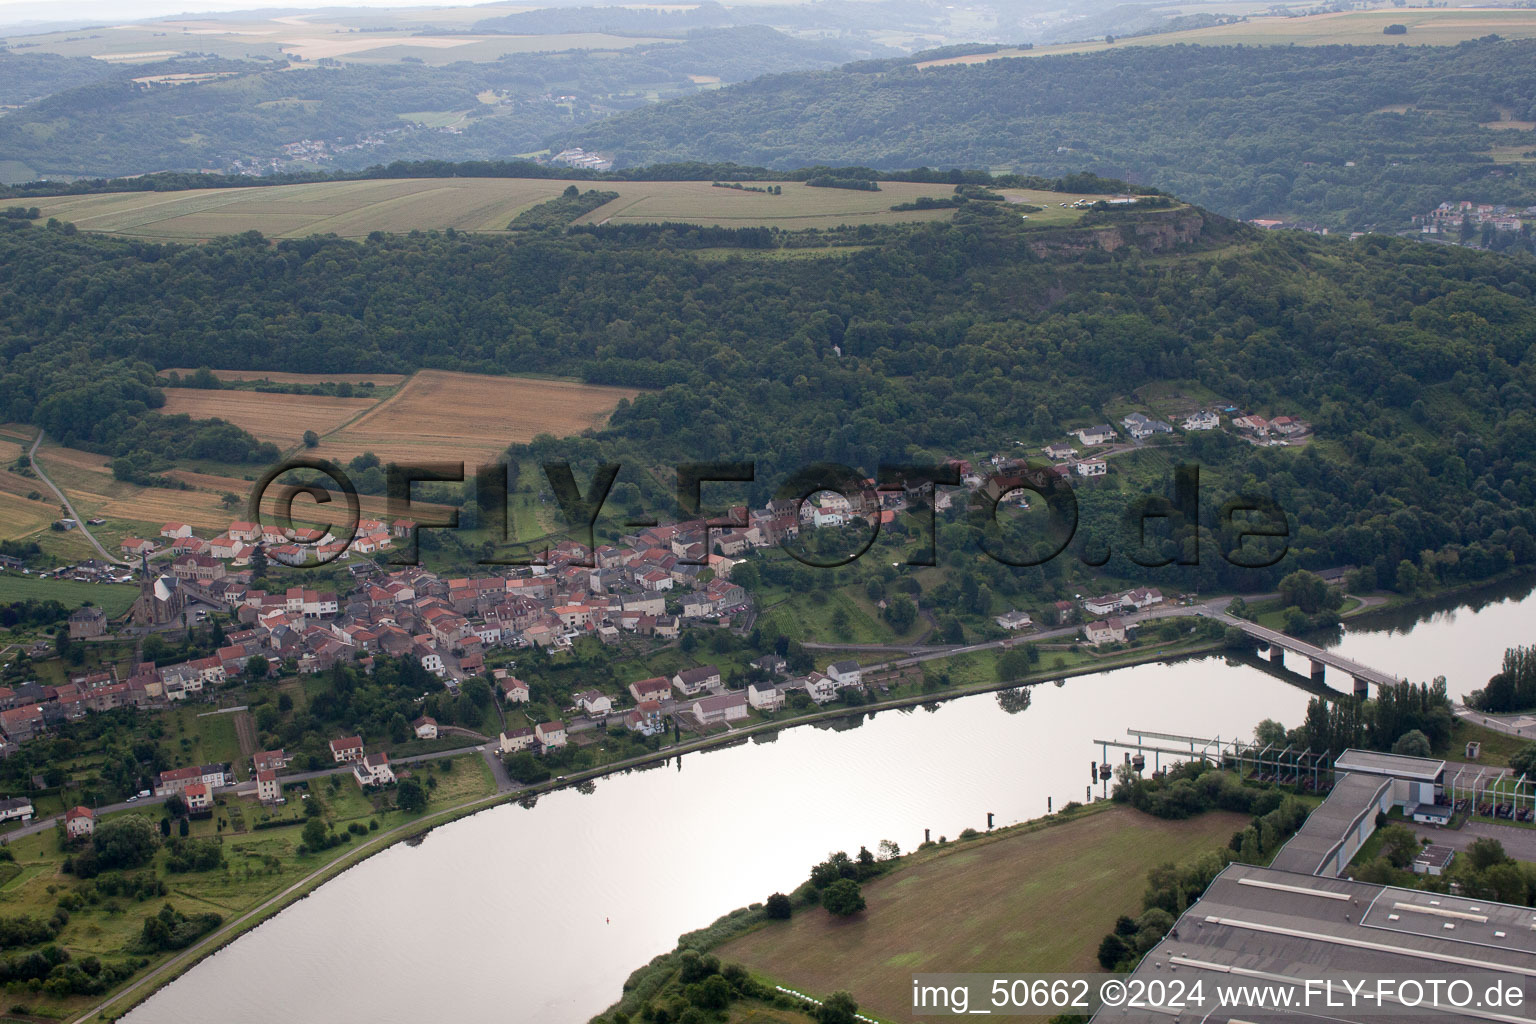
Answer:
820, 877, 865, 916
1510, 742, 1536, 777
1254, 719, 1286, 746
302, 816, 328, 850
302, 429, 319, 448
1278, 570, 1328, 613
92, 815, 160, 870
1097, 933, 1130, 970
817, 992, 859, 1024
1391, 729, 1431, 758
245, 655, 269, 680
765, 892, 793, 919
396, 776, 427, 813
1378, 824, 1420, 868
1466, 837, 1509, 872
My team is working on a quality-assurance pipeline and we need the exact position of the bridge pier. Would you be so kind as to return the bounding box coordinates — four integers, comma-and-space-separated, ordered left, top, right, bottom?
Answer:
1270, 645, 1284, 667
1310, 659, 1326, 683
1353, 675, 1369, 698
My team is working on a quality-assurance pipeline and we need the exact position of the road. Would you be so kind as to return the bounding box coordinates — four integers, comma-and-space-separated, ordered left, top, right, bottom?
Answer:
1453, 703, 1536, 741
27, 430, 122, 566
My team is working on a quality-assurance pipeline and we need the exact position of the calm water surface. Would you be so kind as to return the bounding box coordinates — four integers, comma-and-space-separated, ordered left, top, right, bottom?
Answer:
126, 578, 1535, 1024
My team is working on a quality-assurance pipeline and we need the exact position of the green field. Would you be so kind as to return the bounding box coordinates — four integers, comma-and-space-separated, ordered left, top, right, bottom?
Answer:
918, 7, 1536, 63
28, 178, 1001, 241
716, 805, 1247, 1021
0, 573, 139, 616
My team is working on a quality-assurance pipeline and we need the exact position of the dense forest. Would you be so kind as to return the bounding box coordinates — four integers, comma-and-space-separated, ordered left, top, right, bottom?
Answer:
0, 28, 862, 180
561, 37, 1536, 229
1, 195, 1533, 593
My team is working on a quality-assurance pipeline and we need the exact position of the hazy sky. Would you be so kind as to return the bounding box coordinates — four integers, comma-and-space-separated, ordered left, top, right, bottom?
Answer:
0, 0, 470, 30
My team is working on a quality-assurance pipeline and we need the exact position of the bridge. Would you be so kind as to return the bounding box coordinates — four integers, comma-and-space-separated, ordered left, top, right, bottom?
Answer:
1219, 615, 1403, 695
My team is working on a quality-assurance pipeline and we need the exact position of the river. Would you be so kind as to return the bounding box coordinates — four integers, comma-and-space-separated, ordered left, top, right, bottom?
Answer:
124, 578, 1535, 1024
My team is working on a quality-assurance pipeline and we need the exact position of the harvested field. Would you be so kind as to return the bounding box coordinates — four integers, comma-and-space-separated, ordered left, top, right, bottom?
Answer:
315, 370, 643, 465
159, 388, 381, 448
164, 369, 409, 387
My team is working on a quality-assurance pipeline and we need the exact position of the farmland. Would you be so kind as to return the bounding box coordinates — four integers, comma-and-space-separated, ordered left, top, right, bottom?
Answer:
159, 389, 379, 449
312, 369, 645, 465
917, 7, 1536, 65
0, 574, 139, 616
164, 369, 409, 387
716, 806, 1248, 1021
29, 177, 977, 241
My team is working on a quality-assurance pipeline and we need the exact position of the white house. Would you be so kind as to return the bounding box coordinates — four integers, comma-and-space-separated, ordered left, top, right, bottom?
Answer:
1182, 410, 1219, 431
498, 727, 534, 754
1123, 587, 1164, 610
330, 736, 365, 762
804, 673, 840, 704
995, 609, 1032, 631
576, 689, 613, 717
64, 806, 95, 838
1074, 425, 1116, 445
496, 672, 530, 704
690, 690, 749, 725
826, 660, 863, 687
1074, 458, 1107, 477
0, 797, 34, 823
1082, 593, 1122, 617
353, 752, 395, 787
629, 676, 673, 704
412, 716, 438, 740
256, 769, 282, 804
535, 721, 567, 749
672, 665, 720, 697
747, 681, 783, 711
1084, 618, 1128, 646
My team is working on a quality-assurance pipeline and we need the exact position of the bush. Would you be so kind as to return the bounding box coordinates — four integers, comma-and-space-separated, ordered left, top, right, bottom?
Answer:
765, 892, 792, 919
821, 878, 866, 917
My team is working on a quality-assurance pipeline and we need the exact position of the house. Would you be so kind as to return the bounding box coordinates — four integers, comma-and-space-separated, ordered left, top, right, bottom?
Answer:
160, 522, 193, 539
353, 752, 394, 788
411, 716, 438, 740
1232, 415, 1269, 436
68, 606, 107, 639
625, 701, 665, 736
154, 763, 231, 797
1074, 425, 1116, 446
995, 609, 1032, 631
576, 690, 613, 717
826, 660, 863, 687
690, 690, 749, 725
330, 736, 365, 762
1123, 587, 1164, 610
184, 782, 212, 815
1082, 593, 1123, 617
253, 749, 288, 773
804, 673, 840, 704
1182, 410, 1219, 431
1270, 415, 1306, 436
0, 797, 34, 823
1074, 458, 1107, 477
498, 727, 535, 754
64, 806, 95, 838
629, 676, 672, 704
120, 537, 156, 557
535, 721, 567, 750
747, 680, 783, 711
672, 665, 720, 697
496, 673, 530, 704
1122, 412, 1173, 440
751, 655, 787, 677
1083, 618, 1128, 646
1043, 442, 1076, 460
256, 769, 282, 804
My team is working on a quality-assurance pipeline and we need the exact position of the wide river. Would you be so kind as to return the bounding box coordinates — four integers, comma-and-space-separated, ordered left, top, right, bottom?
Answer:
127, 577, 1535, 1024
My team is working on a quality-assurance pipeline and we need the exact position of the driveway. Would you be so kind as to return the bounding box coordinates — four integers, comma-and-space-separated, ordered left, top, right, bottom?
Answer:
1409, 818, 1536, 863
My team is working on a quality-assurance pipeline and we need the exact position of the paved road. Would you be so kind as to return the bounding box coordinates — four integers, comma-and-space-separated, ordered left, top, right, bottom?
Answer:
1409, 818, 1536, 863
27, 430, 121, 565
1454, 703, 1536, 741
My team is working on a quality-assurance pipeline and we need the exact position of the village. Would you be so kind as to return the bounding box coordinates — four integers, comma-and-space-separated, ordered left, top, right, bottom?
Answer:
0, 402, 1311, 816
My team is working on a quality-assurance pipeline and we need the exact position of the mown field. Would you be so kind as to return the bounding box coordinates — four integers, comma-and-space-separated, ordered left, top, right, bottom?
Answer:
29, 177, 985, 240
0, 574, 139, 616
716, 805, 1248, 1022
919, 7, 1536, 64
159, 389, 379, 448
312, 369, 644, 464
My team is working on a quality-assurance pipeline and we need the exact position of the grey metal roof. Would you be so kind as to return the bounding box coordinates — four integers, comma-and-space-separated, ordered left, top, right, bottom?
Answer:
1095, 862, 1536, 1023
1268, 773, 1389, 876
1334, 748, 1445, 781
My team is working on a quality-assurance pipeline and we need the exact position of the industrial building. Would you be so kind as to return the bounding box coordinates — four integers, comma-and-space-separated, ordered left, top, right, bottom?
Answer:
1094, 749, 1536, 1022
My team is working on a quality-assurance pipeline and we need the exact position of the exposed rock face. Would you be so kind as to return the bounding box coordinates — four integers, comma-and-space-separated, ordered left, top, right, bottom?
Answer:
1025, 208, 1207, 258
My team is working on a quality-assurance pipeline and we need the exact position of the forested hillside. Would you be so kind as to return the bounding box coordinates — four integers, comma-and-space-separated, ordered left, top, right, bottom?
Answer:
560, 38, 1536, 229
1, 198, 1532, 595
0, 28, 861, 180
